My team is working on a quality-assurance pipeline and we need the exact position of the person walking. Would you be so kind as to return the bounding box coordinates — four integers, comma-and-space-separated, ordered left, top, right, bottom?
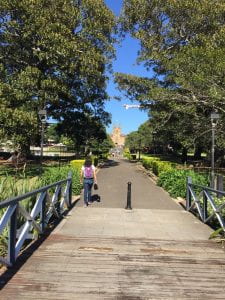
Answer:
80, 157, 97, 207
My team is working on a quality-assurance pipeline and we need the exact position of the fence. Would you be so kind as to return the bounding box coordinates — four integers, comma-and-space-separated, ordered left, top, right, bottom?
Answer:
186, 176, 225, 230
0, 172, 72, 267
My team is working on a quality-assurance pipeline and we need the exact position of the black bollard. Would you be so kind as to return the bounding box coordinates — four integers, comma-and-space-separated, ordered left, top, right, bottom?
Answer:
125, 182, 132, 210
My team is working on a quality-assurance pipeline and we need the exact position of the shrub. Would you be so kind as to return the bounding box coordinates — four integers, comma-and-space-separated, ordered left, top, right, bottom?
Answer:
70, 159, 85, 170
124, 149, 132, 160
157, 169, 208, 198
142, 157, 158, 169
142, 157, 173, 175
0, 176, 39, 204
152, 161, 174, 176
40, 165, 82, 195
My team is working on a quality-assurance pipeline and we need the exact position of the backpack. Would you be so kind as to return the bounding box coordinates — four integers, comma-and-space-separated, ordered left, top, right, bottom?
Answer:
84, 166, 93, 178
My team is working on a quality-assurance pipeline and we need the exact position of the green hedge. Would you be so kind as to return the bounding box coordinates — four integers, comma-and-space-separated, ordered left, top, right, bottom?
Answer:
70, 159, 85, 169
142, 157, 175, 176
70, 157, 100, 168
157, 169, 208, 198
142, 155, 209, 198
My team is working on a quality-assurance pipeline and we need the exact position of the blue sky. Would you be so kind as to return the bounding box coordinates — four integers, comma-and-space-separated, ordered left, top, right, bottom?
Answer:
104, 0, 152, 135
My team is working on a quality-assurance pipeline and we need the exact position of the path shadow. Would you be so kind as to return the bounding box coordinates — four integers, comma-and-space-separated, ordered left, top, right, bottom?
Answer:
100, 159, 120, 168
123, 158, 139, 164
72, 198, 81, 207
91, 194, 101, 203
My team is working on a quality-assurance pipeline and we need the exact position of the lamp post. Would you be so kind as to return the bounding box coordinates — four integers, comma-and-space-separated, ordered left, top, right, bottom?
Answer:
152, 131, 156, 155
210, 112, 219, 188
38, 109, 47, 170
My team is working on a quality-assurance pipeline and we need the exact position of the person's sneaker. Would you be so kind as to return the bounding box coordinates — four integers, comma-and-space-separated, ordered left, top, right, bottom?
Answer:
84, 204, 88, 208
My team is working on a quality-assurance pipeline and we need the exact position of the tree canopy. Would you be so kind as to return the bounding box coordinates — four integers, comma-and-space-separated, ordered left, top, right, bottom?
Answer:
116, 0, 225, 160
125, 121, 153, 152
0, 0, 116, 153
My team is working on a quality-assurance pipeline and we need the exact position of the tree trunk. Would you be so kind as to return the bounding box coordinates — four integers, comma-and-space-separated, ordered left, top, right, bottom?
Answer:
194, 146, 203, 160
20, 142, 31, 157
181, 147, 188, 164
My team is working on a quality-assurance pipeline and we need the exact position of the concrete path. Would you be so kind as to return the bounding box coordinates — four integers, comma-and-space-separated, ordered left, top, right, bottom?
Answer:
74, 158, 211, 241
78, 158, 181, 210
1, 158, 225, 299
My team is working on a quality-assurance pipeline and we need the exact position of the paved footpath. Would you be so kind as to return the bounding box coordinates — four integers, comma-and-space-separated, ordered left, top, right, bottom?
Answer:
1, 158, 225, 299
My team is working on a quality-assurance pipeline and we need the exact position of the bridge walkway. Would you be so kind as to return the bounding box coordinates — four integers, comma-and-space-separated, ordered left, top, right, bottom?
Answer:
1, 158, 225, 299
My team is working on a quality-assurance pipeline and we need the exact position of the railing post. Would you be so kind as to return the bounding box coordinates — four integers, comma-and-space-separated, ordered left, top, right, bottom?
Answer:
186, 177, 192, 210
40, 193, 47, 233
8, 204, 18, 266
217, 175, 224, 198
57, 187, 62, 215
125, 182, 132, 210
68, 171, 72, 207
203, 190, 208, 223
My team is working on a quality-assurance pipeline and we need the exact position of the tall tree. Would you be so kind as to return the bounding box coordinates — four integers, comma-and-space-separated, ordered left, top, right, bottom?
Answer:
125, 121, 153, 153
115, 0, 225, 161
118, 0, 225, 111
90, 133, 114, 157
0, 0, 116, 153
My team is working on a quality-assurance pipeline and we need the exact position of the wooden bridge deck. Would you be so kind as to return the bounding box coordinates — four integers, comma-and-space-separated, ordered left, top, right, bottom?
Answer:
1, 231, 225, 299
1, 159, 225, 299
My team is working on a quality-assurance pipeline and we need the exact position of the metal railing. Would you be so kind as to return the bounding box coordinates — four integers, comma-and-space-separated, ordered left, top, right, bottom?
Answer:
0, 172, 72, 267
186, 176, 225, 230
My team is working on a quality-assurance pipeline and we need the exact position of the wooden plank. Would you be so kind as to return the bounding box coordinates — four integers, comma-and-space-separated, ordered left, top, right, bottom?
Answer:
1, 235, 225, 299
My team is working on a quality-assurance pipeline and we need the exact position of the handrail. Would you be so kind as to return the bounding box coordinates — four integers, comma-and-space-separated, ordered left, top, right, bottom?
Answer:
0, 171, 72, 267
186, 176, 225, 230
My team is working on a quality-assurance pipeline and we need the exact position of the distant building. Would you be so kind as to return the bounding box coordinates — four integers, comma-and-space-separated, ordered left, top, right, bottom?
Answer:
110, 126, 126, 147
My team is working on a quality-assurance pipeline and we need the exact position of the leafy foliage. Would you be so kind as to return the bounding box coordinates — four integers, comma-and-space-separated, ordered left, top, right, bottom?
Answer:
116, 0, 225, 161
158, 169, 208, 198
0, 0, 116, 152
46, 124, 60, 144
70, 159, 85, 170
90, 133, 114, 156
125, 121, 153, 151
40, 165, 82, 195
0, 176, 39, 203
0, 175, 40, 257
142, 156, 175, 176
0, 163, 83, 261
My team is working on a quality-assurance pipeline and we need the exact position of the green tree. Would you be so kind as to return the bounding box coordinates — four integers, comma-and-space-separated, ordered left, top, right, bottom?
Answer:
125, 121, 154, 158
137, 121, 153, 150
45, 123, 60, 144
116, 0, 225, 162
56, 111, 111, 153
0, 0, 116, 154
125, 131, 139, 152
118, 0, 225, 111
91, 133, 114, 157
